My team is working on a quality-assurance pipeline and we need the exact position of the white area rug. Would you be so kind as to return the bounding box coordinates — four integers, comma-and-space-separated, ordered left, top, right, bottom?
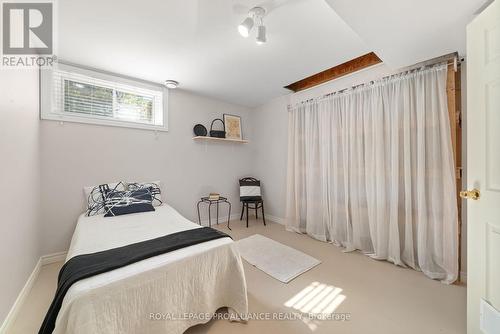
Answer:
237, 234, 321, 283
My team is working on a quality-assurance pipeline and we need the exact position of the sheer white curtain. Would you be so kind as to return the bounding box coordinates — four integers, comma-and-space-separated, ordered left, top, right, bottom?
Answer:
286, 65, 458, 283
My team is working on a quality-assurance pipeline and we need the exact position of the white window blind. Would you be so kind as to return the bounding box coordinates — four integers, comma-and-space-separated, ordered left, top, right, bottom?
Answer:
41, 63, 167, 131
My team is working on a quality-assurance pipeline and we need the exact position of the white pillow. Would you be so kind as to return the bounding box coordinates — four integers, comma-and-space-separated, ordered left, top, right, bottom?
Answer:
126, 180, 163, 207
83, 181, 126, 215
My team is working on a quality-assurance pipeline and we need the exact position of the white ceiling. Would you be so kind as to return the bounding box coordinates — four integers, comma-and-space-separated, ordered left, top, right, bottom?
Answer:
58, 0, 487, 107
325, 0, 488, 68
58, 0, 369, 107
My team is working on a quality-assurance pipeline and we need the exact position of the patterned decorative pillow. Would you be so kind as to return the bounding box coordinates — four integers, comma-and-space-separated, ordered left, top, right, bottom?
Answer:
127, 181, 163, 207
102, 185, 155, 217
85, 182, 126, 216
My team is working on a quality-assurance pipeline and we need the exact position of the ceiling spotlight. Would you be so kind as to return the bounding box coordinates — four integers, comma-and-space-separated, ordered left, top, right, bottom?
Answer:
256, 25, 266, 45
164, 80, 179, 89
238, 17, 254, 38
238, 7, 266, 39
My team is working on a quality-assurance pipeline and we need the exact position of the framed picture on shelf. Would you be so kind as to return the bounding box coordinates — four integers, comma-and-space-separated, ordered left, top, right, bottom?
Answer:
223, 114, 242, 140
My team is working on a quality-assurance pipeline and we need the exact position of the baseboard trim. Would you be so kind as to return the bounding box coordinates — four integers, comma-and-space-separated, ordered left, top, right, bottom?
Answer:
41, 251, 67, 265
0, 258, 41, 334
199, 214, 241, 227
199, 213, 286, 227
265, 214, 285, 225
0, 251, 67, 334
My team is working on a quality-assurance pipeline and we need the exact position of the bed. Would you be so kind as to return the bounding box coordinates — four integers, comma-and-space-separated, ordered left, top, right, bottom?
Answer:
50, 204, 248, 334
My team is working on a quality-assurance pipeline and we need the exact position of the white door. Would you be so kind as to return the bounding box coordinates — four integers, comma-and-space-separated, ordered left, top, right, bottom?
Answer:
466, 0, 500, 333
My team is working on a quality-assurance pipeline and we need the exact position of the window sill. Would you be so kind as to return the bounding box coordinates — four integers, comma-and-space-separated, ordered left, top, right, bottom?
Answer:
41, 114, 168, 132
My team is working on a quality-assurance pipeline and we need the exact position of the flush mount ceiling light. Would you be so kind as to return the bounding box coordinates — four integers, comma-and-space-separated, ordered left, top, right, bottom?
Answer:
238, 7, 266, 44
164, 80, 179, 89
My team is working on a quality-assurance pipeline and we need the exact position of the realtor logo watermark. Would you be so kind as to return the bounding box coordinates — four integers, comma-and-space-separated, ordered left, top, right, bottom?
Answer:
1, 0, 56, 68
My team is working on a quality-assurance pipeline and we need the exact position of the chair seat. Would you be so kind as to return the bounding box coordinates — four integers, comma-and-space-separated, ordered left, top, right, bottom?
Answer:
241, 200, 263, 209
241, 198, 263, 203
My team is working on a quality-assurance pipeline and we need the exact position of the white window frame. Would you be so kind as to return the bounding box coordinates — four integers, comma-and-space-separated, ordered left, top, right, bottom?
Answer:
40, 62, 168, 132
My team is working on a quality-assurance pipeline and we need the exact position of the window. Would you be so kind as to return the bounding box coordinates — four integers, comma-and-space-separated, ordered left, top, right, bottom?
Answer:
41, 63, 167, 131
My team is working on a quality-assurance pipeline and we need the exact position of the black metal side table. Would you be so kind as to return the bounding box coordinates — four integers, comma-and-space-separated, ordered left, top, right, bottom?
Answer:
197, 196, 231, 230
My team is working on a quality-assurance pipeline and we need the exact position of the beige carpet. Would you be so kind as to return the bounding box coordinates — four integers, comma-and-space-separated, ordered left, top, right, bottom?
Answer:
9, 218, 466, 334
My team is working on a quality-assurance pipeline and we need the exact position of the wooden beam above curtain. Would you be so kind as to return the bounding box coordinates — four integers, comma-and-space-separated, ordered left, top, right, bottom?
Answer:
284, 52, 382, 92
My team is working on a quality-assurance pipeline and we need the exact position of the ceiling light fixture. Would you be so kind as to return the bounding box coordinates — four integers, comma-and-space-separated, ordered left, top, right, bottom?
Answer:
164, 80, 179, 89
256, 25, 266, 45
238, 7, 266, 44
238, 17, 254, 38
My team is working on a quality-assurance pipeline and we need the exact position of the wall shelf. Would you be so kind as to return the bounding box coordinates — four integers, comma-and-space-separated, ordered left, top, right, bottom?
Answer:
192, 136, 249, 144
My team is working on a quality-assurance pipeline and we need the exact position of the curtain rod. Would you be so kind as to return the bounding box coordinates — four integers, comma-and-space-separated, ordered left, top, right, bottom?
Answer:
287, 52, 462, 110
324, 53, 461, 98
398, 52, 460, 73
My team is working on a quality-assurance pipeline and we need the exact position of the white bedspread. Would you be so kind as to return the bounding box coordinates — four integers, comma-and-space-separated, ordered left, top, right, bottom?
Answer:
53, 204, 248, 334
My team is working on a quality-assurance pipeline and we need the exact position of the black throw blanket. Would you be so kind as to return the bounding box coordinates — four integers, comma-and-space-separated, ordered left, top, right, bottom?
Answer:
39, 227, 231, 334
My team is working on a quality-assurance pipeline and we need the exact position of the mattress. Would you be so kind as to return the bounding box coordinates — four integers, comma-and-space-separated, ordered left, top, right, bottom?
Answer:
52, 204, 248, 334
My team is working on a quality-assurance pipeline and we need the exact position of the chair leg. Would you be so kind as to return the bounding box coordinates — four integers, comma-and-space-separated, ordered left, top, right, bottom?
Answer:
255, 204, 258, 219
246, 203, 249, 228
240, 203, 244, 221
261, 201, 266, 226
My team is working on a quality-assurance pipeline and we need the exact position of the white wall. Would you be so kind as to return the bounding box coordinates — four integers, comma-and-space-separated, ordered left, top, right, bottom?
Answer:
40, 89, 255, 254
0, 71, 41, 322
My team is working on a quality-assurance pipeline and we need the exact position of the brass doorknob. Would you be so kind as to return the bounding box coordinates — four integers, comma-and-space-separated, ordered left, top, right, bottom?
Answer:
459, 189, 480, 200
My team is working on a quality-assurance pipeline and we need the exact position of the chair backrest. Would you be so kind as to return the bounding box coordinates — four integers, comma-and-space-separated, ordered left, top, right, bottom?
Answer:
239, 177, 261, 201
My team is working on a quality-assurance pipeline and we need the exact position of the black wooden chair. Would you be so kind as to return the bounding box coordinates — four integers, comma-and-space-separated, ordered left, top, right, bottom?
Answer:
239, 177, 266, 228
